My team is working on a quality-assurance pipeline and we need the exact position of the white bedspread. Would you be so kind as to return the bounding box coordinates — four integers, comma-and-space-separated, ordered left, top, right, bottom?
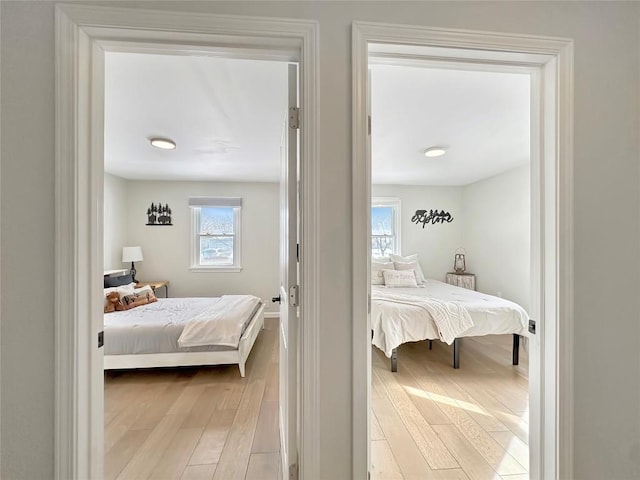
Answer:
371, 280, 529, 357
178, 294, 261, 348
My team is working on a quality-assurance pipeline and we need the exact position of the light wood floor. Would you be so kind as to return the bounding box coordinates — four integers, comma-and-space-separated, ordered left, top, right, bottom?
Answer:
104, 318, 281, 480
106, 321, 528, 480
371, 335, 529, 480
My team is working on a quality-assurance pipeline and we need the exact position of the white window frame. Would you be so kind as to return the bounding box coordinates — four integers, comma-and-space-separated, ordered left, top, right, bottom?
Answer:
189, 197, 242, 272
371, 197, 401, 257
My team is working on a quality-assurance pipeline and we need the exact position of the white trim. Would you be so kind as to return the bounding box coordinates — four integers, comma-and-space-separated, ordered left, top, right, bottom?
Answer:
55, 5, 320, 480
352, 21, 573, 480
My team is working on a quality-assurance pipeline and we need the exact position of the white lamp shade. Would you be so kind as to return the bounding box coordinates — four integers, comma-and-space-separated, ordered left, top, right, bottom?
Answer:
122, 246, 143, 263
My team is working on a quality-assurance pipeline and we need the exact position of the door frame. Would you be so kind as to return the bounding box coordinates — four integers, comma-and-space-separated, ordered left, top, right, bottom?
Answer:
54, 5, 320, 479
352, 22, 574, 479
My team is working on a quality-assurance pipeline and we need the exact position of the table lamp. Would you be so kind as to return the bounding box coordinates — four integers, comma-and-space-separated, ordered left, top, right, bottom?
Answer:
122, 246, 143, 282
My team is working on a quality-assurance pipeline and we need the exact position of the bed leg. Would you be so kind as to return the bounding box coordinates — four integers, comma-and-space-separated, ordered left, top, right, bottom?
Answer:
239, 363, 246, 378
390, 348, 397, 372
429, 340, 433, 350
453, 338, 460, 369
512, 334, 520, 365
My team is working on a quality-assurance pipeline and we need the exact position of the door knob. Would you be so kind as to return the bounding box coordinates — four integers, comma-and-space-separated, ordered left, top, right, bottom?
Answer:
272, 295, 281, 303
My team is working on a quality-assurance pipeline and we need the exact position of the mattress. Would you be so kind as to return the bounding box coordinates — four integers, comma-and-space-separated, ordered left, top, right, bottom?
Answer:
104, 297, 260, 355
371, 280, 529, 357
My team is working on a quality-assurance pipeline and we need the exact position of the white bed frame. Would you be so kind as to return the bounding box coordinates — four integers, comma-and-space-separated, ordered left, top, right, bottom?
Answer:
103, 303, 266, 377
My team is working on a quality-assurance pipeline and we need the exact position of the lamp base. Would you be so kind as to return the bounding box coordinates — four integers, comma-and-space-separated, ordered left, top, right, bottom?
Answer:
130, 262, 137, 283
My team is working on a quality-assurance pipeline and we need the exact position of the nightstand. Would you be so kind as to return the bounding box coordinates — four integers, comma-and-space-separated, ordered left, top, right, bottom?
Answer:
446, 272, 476, 291
136, 280, 169, 298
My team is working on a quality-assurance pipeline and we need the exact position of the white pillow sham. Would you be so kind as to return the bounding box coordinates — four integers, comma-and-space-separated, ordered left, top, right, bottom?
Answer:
382, 268, 418, 288
390, 253, 426, 284
371, 261, 394, 285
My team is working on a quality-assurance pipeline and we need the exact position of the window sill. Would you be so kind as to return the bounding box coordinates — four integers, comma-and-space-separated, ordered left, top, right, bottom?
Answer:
189, 266, 242, 273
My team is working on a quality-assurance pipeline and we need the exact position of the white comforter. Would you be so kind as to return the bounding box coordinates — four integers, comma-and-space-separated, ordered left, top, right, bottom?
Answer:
371, 280, 529, 357
177, 294, 262, 348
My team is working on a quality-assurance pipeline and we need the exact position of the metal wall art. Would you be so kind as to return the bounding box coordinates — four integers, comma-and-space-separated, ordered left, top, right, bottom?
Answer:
411, 209, 453, 228
146, 203, 173, 225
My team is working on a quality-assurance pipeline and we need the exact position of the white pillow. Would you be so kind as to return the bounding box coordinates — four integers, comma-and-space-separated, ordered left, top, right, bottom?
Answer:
133, 285, 154, 296
371, 261, 394, 285
382, 269, 418, 288
390, 253, 426, 284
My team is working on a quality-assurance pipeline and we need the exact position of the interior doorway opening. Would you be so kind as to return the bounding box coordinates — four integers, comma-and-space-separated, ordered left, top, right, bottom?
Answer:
367, 55, 533, 479
101, 50, 298, 479
54, 6, 320, 479
352, 23, 574, 480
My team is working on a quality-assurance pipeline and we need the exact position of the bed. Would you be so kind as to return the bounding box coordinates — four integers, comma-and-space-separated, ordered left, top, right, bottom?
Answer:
371, 279, 529, 371
103, 294, 265, 377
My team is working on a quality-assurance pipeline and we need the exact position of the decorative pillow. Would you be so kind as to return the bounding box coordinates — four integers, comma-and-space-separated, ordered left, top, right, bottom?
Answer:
394, 261, 422, 279
119, 286, 157, 310
371, 261, 394, 285
104, 291, 123, 313
103, 282, 136, 308
104, 274, 133, 288
382, 269, 418, 288
389, 253, 426, 284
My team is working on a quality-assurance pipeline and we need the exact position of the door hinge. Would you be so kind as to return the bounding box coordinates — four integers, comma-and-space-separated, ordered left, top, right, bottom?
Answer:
367, 115, 371, 135
98, 331, 104, 348
289, 107, 300, 129
289, 285, 300, 307
528, 319, 536, 334
296, 243, 300, 262
289, 462, 299, 480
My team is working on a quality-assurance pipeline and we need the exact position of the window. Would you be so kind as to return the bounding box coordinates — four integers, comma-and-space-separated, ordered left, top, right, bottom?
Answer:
189, 197, 242, 271
371, 197, 401, 257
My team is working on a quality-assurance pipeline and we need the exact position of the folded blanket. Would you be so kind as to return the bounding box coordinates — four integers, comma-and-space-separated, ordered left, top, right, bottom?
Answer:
372, 292, 473, 345
177, 295, 261, 348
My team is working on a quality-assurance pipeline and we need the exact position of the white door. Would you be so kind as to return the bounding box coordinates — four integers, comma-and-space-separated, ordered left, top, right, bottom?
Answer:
278, 62, 299, 480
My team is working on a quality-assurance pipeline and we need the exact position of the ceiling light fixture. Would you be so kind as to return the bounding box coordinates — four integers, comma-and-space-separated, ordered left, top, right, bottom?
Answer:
150, 137, 176, 150
424, 147, 446, 158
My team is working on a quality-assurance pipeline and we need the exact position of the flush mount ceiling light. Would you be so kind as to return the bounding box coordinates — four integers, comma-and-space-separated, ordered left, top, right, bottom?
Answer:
149, 137, 176, 150
424, 147, 446, 158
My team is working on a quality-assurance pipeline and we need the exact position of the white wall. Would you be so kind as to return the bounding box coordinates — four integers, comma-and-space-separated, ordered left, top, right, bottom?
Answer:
104, 173, 129, 270
2, 2, 640, 479
125, 180, 280, 312
373, 184, 463, 281
462, 165, 530, 311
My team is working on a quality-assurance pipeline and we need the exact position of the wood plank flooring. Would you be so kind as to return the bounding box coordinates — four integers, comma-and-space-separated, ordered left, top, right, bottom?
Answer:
104, 318, 281, 480
106, 320, 528, 480
371, 335, 529, 480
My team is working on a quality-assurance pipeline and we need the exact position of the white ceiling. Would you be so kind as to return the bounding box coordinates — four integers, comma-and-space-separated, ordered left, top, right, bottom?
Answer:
104, 52, 288, 182
104, 53, 530, 186
370, 64, 530, 186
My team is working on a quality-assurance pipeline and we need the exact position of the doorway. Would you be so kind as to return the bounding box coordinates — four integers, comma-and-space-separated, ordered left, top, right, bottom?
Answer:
352, 23, 574, 479
54, 6, 320, 479
101, 51, 296, 479
368, 58, 532, 479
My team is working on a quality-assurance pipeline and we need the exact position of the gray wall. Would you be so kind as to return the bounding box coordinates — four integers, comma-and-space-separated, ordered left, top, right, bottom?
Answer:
104, 173, 129, 270
372, 184, 464, 281
462, 165, 531, 311
125, 180, 279, 312
2, 2, 639, 479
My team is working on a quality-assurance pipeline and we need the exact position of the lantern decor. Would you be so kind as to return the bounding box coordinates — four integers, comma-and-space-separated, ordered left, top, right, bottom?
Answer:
411, 209, 453, 228
146, 202, 173, 226
454, 247, 466, 273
